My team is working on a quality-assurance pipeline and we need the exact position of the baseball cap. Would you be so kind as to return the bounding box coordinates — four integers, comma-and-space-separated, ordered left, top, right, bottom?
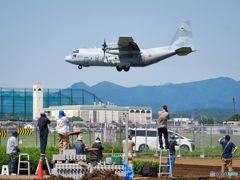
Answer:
40, 112, 45, 115
12, 131, 19, 136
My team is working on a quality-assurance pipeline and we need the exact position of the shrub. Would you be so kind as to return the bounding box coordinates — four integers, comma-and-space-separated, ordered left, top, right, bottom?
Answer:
0, 146, 59, 174
133, 160, 160, 174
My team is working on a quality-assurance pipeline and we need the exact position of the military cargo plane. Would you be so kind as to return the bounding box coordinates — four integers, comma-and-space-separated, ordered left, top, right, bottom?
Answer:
65, 20, 195, 72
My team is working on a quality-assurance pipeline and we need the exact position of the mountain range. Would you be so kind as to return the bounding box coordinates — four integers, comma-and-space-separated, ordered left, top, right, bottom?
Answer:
68, 77, 240, 121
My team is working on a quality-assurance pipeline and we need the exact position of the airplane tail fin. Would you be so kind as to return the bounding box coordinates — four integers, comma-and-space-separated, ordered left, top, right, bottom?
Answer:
170, 20, 195, 56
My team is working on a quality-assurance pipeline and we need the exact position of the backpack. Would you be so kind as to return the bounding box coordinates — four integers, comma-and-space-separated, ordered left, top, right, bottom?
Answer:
141, 163, 152, 176
141, 163, 158, 177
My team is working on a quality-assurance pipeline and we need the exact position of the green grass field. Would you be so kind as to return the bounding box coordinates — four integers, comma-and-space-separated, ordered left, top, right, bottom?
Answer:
1, 131, 239, 158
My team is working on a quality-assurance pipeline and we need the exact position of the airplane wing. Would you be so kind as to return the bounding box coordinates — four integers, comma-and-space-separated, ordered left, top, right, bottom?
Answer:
117, 36, 141, 55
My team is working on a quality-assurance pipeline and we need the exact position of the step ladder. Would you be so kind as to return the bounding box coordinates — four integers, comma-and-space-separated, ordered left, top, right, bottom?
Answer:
1, 165, 9, 175
17, 153, 30, 175
158, 149, 172, 178
35, 154, 51, 175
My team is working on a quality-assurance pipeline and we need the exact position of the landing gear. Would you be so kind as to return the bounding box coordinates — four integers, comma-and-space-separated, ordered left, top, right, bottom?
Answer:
116, 66, 122, 72
123, 66, 130, 72
78, 65, 82, 69
116, 66, 130, 72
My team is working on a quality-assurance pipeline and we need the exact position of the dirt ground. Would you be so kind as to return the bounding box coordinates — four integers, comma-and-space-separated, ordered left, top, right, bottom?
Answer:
0, 158, 240, 180
134, 157, 240, 179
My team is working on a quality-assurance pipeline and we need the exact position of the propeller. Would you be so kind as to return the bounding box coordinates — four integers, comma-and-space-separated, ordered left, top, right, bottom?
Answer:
102, 38, 107, 59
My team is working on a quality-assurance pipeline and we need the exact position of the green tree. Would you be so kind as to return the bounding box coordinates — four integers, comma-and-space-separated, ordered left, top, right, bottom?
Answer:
198, 117, 216, 125
227, 114, 240, 121
69, 116, 83, 121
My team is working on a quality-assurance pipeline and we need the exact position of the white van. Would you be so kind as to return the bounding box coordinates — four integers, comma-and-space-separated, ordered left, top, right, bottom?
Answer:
129, 128, 195, 152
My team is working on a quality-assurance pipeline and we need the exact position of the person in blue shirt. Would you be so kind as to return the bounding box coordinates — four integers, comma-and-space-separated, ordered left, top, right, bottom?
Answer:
218, 135, 238, 173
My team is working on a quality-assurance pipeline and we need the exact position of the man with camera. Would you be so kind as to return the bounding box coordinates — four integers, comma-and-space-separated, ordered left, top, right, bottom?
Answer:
37, 112, 51, 155
122, 135, 135, 168
6, 131, 20, 175
218, 135, 238, 173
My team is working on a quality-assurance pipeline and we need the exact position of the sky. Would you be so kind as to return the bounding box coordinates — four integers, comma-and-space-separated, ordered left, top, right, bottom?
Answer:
0, 1, 240, 89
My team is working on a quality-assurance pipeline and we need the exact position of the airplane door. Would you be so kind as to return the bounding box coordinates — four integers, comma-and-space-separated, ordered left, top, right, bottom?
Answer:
95, 55, 99, 61
84, 57, 89, 65
141, 55, 145, 62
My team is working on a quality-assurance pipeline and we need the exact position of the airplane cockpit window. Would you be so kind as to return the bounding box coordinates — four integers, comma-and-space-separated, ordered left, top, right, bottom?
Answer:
73, 54, 76, 58
73, 50, 79, 54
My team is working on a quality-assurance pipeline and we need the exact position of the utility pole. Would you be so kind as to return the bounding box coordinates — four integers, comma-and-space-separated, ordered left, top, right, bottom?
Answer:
233, 96, 236, 115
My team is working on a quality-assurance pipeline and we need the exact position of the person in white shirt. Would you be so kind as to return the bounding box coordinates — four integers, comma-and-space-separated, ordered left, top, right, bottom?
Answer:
56, 110, 69, 154
6, 131, 20, 175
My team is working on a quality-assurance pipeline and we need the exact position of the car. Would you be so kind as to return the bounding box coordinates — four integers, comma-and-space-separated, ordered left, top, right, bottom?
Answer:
49, 128, 56, 133
129, 128, 195, 152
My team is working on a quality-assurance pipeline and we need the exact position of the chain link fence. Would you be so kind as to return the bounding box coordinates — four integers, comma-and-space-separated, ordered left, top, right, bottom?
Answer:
0, 123, 239, 157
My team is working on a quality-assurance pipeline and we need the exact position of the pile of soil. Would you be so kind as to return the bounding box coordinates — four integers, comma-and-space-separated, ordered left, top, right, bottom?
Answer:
40, 169, 124, 180
81, 169, 124, 180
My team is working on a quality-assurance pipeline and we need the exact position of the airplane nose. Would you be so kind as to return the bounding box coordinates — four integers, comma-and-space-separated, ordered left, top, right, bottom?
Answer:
65, 55, 72, 63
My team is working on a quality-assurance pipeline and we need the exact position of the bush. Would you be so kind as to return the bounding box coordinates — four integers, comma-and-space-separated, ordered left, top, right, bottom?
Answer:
133, 160, 160, 174
0, 146, 59, 174
0, 145, 164, 176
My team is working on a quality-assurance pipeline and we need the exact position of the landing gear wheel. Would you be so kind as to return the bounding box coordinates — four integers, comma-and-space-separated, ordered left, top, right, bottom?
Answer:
116, 66, 123, 72
123, 66, 130, 72
78, 65, 82, 69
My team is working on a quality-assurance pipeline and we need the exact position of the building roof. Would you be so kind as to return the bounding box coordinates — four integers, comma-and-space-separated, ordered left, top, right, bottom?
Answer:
44, 105, 152, 111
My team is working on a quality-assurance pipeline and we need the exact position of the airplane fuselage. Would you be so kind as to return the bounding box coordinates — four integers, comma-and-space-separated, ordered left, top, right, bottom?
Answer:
65, 47, 176, 71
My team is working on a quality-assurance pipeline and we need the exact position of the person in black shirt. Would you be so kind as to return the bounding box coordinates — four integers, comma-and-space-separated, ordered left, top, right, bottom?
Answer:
37, 112, 51, 155
166, 135, 179, 177
92, 137, 104, 163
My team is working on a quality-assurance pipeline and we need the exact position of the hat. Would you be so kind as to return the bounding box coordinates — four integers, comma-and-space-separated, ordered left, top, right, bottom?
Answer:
12, 131, 19, 136
58, 110, 65, 118
77, 135, 82, 141
95, 137, 101, 143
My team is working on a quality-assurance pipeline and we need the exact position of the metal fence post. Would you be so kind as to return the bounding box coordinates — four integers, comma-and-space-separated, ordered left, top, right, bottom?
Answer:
54, 129, 56, 146
200, 123, 204, 157
210, 126, 212, 147
124, 112, 129, 164
36, 126, 38, 147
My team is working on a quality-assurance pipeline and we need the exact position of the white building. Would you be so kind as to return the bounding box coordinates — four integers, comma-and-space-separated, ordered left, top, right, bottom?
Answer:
43, 105, 152, 124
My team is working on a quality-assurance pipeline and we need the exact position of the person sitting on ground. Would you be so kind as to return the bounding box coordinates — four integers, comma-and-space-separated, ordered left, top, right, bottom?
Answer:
92, 137, 104, 163
73, 135, 86, 155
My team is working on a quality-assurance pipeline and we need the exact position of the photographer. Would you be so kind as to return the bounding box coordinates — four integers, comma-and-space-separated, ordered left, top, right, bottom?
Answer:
158, 105, 170, 150
6, 131, 20, 175
92, 137, 104, 163
218, 135, 238, 173
37, 112, 51, 155
56, 110, 69, 154
122, 135, 135, 168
